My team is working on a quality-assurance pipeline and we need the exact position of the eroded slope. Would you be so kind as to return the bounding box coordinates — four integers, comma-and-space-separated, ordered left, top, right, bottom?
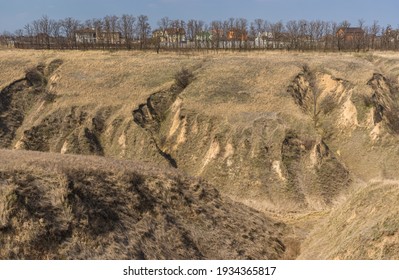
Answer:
1, 50, 399, 223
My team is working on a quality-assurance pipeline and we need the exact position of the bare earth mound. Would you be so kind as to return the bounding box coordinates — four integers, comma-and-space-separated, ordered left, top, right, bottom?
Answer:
0, 149, 286, 260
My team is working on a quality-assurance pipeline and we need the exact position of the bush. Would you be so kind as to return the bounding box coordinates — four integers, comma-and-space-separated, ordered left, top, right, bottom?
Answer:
25, 68, 46, 88
36, 62, 46, 74
362, 94, 374, 108
42, 91, 57, 103
320, 95, 336, 114
46, 59, 64, 76
174, 68, 194, 89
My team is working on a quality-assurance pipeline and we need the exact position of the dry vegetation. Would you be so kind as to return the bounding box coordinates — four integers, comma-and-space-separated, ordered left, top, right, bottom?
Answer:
1, 49, 399, 259
0, 149, 288, 260
299, 180, 399, 259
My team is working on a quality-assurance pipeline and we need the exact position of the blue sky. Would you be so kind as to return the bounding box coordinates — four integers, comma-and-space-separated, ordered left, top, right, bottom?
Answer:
0, 0, 398, 33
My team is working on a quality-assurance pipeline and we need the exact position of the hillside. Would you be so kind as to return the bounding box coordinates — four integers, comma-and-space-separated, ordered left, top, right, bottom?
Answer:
299, 180, 399, 259
0, 149, 288, 260
1, 49, 399, 259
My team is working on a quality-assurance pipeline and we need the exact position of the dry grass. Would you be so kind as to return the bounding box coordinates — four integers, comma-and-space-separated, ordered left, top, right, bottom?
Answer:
298, 180, 399, 259
1, 49, 398, 211
2, 50, 399, 259
0, 149, 287, 260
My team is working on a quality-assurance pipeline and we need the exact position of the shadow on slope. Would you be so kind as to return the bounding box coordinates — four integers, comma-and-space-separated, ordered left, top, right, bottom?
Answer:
0, 149, 288, 260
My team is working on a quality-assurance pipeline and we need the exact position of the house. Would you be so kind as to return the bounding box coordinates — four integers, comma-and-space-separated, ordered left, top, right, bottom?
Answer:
152, 27, 186, 46
195, 31, 212, 42
97, 31, 122, 44
336, 27, 365, 41
211, 29, 224, 39
152, 29, 165, 41
0, 35, 15, 48
254, 32, 273, 47
254, 32, 290, 49
384, 27, 399, 42
165, 27, 186, 43
227, 28, 248, 41
75, 28, 97, 43
35, 33, 51, 45
75, 29, 122, 44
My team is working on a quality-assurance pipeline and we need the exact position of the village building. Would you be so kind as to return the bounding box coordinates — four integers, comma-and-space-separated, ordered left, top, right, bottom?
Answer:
98, 31, 122, 44
227, 28, 248, 41
152, 27, 186, 47
158, 28, 186, 43
75, 28, 122, 44
195, 31, 212, 42
254, 31, 273, 47
336, 27, 365, 41
384, 27, 399, 42
75, 28, 97, 43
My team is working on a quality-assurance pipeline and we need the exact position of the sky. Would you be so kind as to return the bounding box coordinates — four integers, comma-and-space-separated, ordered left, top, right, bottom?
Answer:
0, 0, 398, 33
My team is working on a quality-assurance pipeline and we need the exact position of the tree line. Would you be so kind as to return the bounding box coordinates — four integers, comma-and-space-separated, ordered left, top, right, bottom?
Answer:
1, 14, 399, 51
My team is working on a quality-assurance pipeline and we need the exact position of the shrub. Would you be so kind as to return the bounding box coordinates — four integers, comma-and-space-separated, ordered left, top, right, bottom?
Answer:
36, 62, 46, 74
25, 68, 46, 88
42, 91, 57, 103
174, 68, 194, 89
320, 95, 336, 114
46, 59, 64, 76
362, 94, 374, 108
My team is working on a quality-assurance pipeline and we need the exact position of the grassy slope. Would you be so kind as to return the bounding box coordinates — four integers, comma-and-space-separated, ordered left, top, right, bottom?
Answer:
0, 49, 397, 202
0, 149, 287, 260
1, 49, 399, 259
298, 180, 399, 259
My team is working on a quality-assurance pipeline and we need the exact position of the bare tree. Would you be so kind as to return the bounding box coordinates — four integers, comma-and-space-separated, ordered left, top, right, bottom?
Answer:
169, 19, 186, 49
252, 18, 266, 48
310, 20, 326, 50
14, 29, 23, 39
11, 14, 399, 52
187, 19, 204, 48
369, 20, 380, 49
0, 31, 13, 47
23, 23, 34, 46
353, 18, 366, 51
336, 20, 351, 51
61, 17, 80, 47
186, 20, 195, 47
210, 20, 222, 51
119, 14, 136, 49
32, 15, 57, 48
286, 20, 299, 50
137, 15, 151, 49
222, 20, 230, 49
155, 17, 171, 51
298, 20, 309, 50
267, 21, 285, 49
51, 20, 62, 47
103, 16, 112, 45
24, 23, 33, 37
235, 18, 248, 49
158, 17, 171, 31
102, 15, 119, 46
